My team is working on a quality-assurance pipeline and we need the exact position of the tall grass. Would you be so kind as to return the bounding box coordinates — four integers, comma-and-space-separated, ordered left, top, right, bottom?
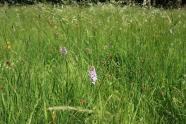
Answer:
0, 4, 186, 124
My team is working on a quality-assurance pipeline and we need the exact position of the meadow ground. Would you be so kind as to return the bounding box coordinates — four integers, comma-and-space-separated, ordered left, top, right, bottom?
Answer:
0, 4, 186, 124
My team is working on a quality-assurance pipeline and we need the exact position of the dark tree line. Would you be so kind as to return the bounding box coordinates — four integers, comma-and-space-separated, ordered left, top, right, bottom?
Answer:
0, 0, 185, 7
119, 0, 186, 7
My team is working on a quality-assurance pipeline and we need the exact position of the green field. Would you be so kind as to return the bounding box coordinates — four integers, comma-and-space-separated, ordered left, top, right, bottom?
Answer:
0, 4, 186, 124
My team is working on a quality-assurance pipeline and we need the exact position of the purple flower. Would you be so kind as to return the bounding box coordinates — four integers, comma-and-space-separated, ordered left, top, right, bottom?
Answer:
88, 66, 97, 85
59, 47, 67, 55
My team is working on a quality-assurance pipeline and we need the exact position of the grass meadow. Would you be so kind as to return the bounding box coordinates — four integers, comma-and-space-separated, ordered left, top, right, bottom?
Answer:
0, 4, 186, 124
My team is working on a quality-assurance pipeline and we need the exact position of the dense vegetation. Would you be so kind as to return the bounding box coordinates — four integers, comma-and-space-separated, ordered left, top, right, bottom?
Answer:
0, 0, 186, 7
0, 5, 186, 124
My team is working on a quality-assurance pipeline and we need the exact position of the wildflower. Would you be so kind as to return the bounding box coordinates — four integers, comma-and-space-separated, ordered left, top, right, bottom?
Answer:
80, 99, 86, 105
0, 85, 3, 91
59, 47, 67, 55
4, 42, 11, 49
5, 60, 11, 67
88, 66, 97, 85
3, 60, 14, 69
7, 45, 11, 49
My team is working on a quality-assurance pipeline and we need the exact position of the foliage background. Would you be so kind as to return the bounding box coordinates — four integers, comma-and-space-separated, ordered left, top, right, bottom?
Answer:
0, 0, 185, 7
